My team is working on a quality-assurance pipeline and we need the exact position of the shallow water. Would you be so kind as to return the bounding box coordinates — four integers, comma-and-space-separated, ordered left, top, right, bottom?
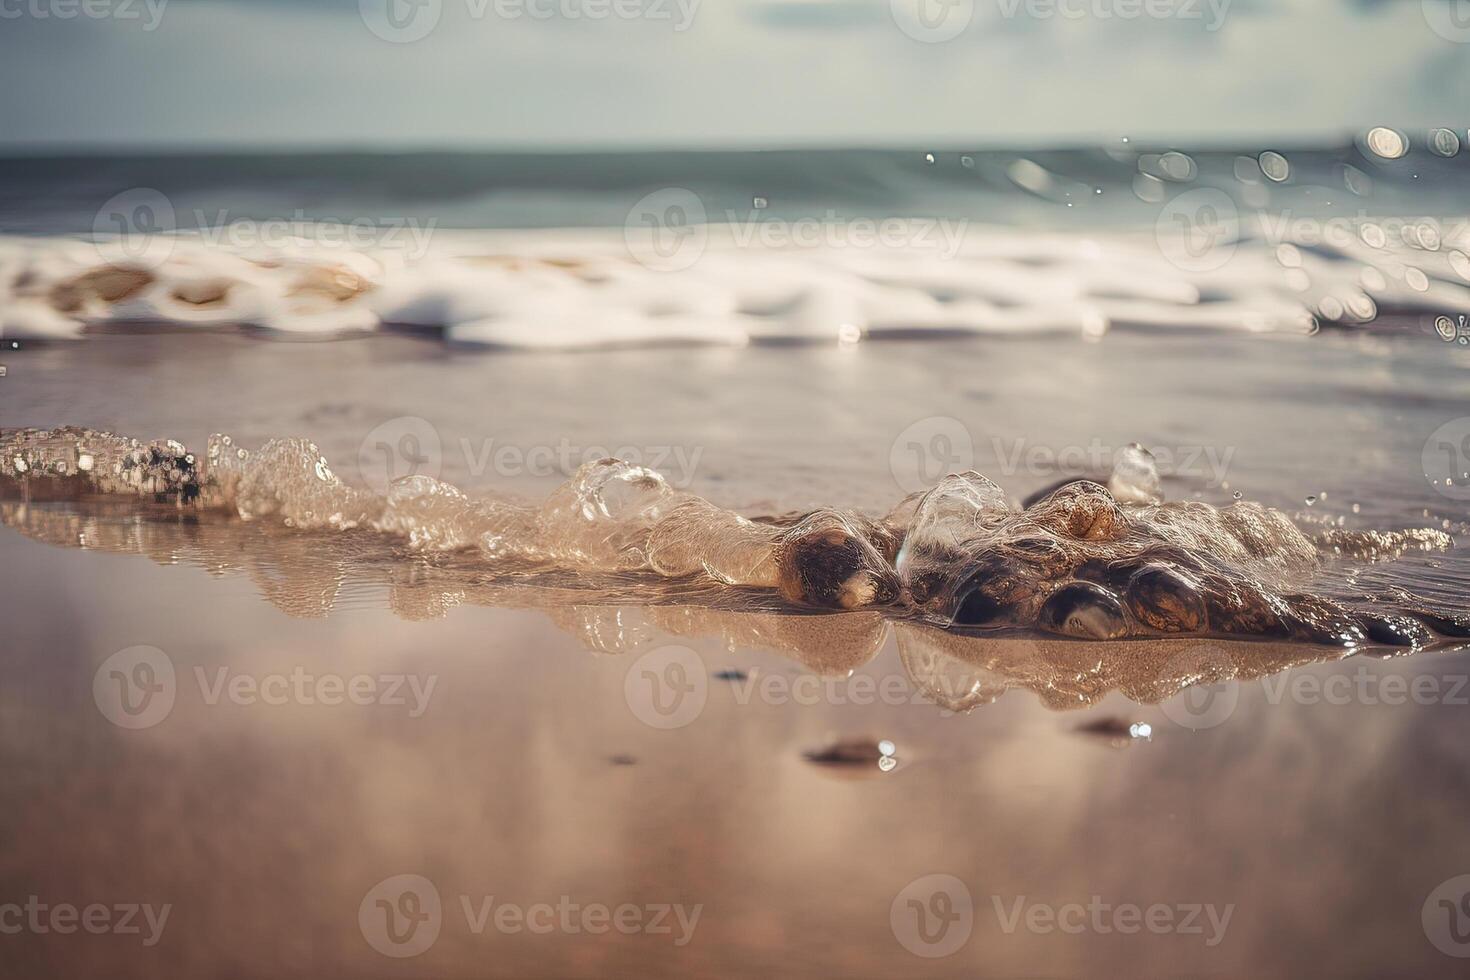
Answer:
3, 327, 1470, 974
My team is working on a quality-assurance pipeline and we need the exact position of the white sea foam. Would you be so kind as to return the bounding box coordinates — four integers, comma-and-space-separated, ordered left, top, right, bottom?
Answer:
2, 223, 1466, 348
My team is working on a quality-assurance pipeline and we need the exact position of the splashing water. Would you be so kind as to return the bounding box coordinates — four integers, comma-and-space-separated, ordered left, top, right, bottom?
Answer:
2, 427, 1463, 650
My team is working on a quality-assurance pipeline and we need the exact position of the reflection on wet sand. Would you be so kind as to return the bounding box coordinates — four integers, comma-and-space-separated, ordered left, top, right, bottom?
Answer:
4, 498, 1434, 713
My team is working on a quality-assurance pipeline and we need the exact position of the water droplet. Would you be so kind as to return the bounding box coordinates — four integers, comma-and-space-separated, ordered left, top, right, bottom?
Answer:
877, 755, 897, 772
1233, 490, 1243, 499
1305, 495, 1317, 506
877, 739, 896, 756
1364, 127, 1408, 160
1429, 128, 1461, 158
1158, 151, 1196, 182
960, 155, 975, 169
1258, 151, 1290, 182
1128, 722, 1152, 739
1352, 503, 1361, 514
923, 152, 935, 165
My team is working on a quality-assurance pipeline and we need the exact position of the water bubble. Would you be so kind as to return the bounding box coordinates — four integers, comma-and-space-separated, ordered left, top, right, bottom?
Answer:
1157, 151, 1197, 182
1233, 156, 1261, 183
1131, 173, 1165, 203
1258, 151, 1290, 182
1352, 503, 1361, 514
1429, 128, 1461, 158
1305, 495, 1317, 506
877, 739, 896, 756
1341, 165, 1372, 197
1232, 490, 1243, 499
1128, 722, 1152, 739
1364, 127, 1407, 160
923, 153, 935, 165
877, 755, 897, 772
1449, 251, 1470, 282
960, 155, 975, 169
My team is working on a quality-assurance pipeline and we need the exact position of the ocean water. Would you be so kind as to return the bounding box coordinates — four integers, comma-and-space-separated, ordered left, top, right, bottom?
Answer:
1, 141, 1467, 344
3, 142, 1470, 977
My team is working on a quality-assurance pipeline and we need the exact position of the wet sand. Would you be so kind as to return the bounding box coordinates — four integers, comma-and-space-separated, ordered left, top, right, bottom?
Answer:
5, 526, 1470, 977
3, 330, 1470, 976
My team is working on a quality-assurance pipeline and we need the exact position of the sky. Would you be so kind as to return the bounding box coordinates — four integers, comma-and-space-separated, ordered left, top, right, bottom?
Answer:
1, 0, 1467, 149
